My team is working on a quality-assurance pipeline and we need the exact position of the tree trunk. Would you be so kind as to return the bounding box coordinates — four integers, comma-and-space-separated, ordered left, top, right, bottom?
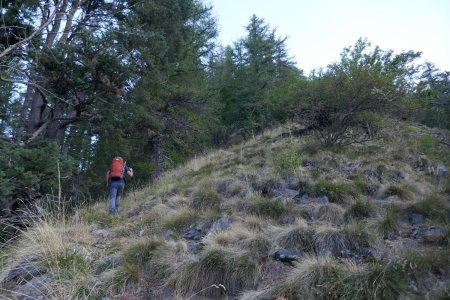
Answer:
154, 134, 165, 179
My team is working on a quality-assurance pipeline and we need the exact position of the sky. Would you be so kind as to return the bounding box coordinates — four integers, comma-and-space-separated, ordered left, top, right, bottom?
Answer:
209, 0, 450, 74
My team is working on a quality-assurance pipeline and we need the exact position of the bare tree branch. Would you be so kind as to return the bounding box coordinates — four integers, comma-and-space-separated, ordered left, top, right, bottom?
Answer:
0, 8, 57, 59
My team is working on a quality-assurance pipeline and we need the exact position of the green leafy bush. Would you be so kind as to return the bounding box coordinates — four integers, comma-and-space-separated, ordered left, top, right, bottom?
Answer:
272, 148, 304, 175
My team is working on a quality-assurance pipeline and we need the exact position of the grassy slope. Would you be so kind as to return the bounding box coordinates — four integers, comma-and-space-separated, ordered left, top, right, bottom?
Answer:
1, 119, 449, 300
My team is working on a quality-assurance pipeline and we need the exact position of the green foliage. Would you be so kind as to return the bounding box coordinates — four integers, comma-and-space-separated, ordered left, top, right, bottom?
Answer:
320, 260, 408, 300
51, 250, 91, 280
247, 236, 272, 259
378, 204, 402, 238
252, 197, 288, 220
116, 237, 171, 287
81, 207, 122, 228
415, 135, 449, 165
312, 179, 360, 203
272, 148, 304, 175
297, 38, 420, 146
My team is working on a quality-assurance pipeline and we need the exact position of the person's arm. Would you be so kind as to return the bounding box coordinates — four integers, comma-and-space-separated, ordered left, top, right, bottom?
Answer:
106, 170, 110, 185
126, 165, 134, 177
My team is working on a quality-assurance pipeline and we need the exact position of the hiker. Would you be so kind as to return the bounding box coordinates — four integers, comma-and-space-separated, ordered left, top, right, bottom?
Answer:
106, 156, 133, 215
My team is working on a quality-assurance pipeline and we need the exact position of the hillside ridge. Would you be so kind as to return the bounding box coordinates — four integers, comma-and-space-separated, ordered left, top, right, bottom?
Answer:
1, 120, 449, 299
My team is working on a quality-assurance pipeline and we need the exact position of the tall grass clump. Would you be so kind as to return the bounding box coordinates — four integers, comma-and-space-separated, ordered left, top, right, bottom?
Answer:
377, 204, 403, 238
267, 255, 338, 299
313, 203, 345, 225
319, 260, 409, 299
252, 197, 288, 220
115, 237, 171, 289
312, 179, 360, 204
272, 147, 304, 175
344, 199, 377, 222
162, 208, 200, 234
174, 248, 259, 298
313, 226, 360, 257
383, 184, 416, 201
190, 182, 223, 211
277, 226, 315, 253
408, 193, 450, 224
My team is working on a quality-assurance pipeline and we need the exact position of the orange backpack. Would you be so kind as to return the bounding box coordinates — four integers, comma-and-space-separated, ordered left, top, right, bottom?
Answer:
109, 157, 125, 179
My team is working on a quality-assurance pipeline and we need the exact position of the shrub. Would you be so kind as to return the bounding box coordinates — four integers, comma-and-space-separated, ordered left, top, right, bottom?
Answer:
272, 148, 304, 175
278, 226, 315, 253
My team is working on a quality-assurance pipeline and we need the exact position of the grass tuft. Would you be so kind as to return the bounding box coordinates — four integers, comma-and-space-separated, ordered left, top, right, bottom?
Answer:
174, 248, 259, 298
277, 226, 315, 253
313, 203, 345, 225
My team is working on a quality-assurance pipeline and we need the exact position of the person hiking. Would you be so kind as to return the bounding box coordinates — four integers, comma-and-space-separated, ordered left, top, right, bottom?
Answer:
106, 156, 133, 215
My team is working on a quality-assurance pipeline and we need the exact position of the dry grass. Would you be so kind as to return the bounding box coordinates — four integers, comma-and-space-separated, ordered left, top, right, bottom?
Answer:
313, 225, 356, 257
312, 203, 345, 225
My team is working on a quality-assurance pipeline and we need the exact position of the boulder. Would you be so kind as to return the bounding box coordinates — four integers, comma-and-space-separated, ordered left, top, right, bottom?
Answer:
273, 249, 300, 264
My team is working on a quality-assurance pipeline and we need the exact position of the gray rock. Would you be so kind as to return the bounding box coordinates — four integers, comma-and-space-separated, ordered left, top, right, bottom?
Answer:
273, 249, 300, 264
294, 194, 310, 204
6, 257, 47, 284
412, 225, 445, 243
14, 274, 52, 300
316, 196, 329, 204
183, 229, 204, 240
390, 170, 407, 182
209, 216, 231, 233
436, 165, 449, 177
409, 213, 424, 225
270, 188, 299, 198
280, 212, 297, 224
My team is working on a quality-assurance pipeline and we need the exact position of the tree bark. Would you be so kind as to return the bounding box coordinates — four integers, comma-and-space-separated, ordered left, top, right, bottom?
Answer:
154, 134, 165, 179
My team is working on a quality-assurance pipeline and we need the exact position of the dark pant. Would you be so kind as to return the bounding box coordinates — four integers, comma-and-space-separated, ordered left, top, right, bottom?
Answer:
109, 180, 125, 215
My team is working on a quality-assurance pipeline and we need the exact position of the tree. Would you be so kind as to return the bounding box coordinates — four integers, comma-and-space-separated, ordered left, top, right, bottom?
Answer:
99, 0, 218, 179
297, 38, 421, 146
415, 63, 450, 130
215, 15, 303, 138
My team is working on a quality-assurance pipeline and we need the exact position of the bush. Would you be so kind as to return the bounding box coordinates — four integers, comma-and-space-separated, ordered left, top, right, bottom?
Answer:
383, 184, 416, 201
272, 148, 304, 175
